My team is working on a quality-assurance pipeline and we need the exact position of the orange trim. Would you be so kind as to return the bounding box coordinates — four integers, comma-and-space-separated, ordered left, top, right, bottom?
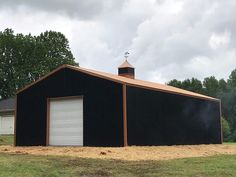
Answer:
16, 65, 68, 94
16, 64, 220, 102
66, 65, 124, 84
126, 83, 220, 102
49, 95, 83, 101
123, 84, 128, 146
119, 73, 134, 79
13, 96, 17, 146
16, 65, 124, 94
46, 98, 49, 146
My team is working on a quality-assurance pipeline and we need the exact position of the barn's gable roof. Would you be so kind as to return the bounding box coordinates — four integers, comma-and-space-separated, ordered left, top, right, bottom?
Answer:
17, 65, 219, 102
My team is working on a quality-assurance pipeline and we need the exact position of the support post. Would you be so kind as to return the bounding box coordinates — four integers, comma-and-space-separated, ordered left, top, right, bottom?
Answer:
122, 84, 128, 146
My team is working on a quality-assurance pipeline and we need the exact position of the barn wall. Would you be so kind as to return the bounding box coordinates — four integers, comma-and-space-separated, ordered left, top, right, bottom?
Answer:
16, 68, 124, 146
126, 86, 222, 146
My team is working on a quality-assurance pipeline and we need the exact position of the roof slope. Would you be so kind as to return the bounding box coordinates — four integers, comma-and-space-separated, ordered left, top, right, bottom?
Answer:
0, 98, 15, 112
17, 65, 219, 102
118, 60, 134, 68
68, 65, 218, 101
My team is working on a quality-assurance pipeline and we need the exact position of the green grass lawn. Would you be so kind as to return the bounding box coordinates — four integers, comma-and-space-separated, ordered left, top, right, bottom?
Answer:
0, 153, 235, 177
223, 142, 236, 145
0, 135, 235, 176
0, 135, 13, 145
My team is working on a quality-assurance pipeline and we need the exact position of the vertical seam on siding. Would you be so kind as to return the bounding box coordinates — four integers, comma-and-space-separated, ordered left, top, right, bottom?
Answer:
46, 98, 49, 146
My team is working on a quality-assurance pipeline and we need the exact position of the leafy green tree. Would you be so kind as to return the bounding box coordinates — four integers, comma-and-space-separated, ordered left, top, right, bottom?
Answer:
166, 73, 236, 142
231, 130, 236, 142
190, 78, 204, 94
203, 76, 219, 97
228, 69, 236, 88
219, 89, 236, 131
167, 79, 182, 88
0, 29, 78, 99
221, 117, 231, 141
167, 78, 204, 93
181, 78, 204, 94
218, 79, 227, 91
36, 31, 76, 73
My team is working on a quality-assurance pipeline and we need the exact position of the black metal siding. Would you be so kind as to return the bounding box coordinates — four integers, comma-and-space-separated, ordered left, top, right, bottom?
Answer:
126, 86, 221, 145
16, 68, 124, 146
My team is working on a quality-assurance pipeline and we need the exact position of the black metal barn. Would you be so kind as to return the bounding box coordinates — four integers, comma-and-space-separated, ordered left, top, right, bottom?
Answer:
15, 63, 222, 146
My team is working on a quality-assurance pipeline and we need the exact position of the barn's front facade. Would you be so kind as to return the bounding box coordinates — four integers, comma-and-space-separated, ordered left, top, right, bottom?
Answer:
15, 62, 222, 146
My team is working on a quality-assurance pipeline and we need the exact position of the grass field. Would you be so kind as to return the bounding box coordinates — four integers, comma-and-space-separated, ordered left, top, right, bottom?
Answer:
0, 153, 235, 177
0, 135, 13, 145
0, 135, 236, 177
223, 142, 236, 145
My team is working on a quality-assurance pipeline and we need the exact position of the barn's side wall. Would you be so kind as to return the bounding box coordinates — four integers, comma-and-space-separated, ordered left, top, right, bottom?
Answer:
126, 86, 222, 145
16, 68, 124, 146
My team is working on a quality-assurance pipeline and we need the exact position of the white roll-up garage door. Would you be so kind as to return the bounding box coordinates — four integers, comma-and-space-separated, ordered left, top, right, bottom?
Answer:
49, 97, 83, 146
0, 115, 14, 135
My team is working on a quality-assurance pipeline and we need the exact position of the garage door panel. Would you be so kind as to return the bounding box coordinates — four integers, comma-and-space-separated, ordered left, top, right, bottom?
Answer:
49, 98, 83, 146
50, 120, 83, 126
0, 115, 14, 135
50, 110, 83, 116
50, 136, 83, 146
50, 100, 82, 110
50, 136, 83, 140
50, 128, 83, 135
50, 131, 83, 137
51, 106, 83, 111
50, 115, 83, 121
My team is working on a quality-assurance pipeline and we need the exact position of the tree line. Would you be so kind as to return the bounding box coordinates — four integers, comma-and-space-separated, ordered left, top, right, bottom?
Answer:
167, 71, 236, 142
0, 29, 78, 99
1, 28, 235, 142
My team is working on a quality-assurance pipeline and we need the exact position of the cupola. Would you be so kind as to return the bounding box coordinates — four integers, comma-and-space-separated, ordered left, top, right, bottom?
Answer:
118, 59, 135, 79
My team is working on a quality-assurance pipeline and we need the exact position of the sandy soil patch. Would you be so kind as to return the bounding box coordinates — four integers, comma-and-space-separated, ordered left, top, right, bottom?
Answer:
0, 144, 235, 161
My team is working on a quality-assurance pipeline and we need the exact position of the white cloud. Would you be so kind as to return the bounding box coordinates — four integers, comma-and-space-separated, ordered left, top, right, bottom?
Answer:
209, 31, 231, 50
184, 50, 236, 80
0, 0, 125, 20
1, 0, 236, 83
168, 1, 184, 14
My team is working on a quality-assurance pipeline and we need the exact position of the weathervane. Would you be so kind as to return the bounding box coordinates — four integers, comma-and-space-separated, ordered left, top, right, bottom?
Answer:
124, 51, 130, 60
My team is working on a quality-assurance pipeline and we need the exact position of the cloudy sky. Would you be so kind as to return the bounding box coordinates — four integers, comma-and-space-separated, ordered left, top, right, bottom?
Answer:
1, 0, 236, 83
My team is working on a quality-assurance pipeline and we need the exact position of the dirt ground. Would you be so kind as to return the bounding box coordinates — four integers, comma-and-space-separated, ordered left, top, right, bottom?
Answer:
0, 144, 235, 161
